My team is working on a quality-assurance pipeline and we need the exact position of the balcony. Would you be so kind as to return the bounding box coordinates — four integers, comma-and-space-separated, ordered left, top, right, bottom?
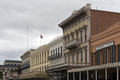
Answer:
48, 53, 62, 60
66, 39, 80, 50
20, 62, 30, 70
46, 62, 89, 72
20, 71, 47, 79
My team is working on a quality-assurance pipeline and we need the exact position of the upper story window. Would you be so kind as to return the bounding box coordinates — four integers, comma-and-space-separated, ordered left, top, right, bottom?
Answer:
51, 51, 52, 56
84, 25, 87, 41
81, 50, 83, 63
85, 48, 87, 63
80, 29, 83, 43
71, 32, 74, 41
76, 52, 79, 63
75, 30, 79, 41
58, 47, 60, 54
72, 53, 74, 64
68, 35, 70, 43
61, 46, 62, 56
56, 48, 57, 55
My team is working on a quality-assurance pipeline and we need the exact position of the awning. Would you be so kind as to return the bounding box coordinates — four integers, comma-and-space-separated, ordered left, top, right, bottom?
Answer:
68, 62, 120, 73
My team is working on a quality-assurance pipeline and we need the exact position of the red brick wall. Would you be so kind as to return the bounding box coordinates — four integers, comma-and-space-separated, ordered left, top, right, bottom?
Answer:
90, 10, 120, 36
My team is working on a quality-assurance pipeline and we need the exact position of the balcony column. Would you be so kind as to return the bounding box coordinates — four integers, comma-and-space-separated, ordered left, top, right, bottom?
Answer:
73, 72, 75, 80
52, 71, 54, 80
95, 70, 97, 80
117, 67, 119, 80
87, 70, 89, 80
79, 72, 81, 80
105, 68, 107, 80
59, 70, 60, 80
67, 73, 69, 80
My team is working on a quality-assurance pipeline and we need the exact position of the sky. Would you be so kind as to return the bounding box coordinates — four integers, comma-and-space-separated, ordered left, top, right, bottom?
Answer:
0, 0, 120, 64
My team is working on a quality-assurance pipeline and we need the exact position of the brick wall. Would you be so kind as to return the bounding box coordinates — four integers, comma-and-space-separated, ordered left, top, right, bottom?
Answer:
90, 10, 120, 36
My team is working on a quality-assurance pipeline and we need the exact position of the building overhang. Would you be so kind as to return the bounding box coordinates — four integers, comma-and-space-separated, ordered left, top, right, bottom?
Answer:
68, 62, 120, 73
46, 62, 88, 72
19, 71, 47, 79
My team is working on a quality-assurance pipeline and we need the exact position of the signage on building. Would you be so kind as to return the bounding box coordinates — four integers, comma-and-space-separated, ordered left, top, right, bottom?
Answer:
96, 41, 114, 51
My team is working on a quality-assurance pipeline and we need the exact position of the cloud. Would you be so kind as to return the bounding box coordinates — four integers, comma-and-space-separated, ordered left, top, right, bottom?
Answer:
0, 0, 120, 64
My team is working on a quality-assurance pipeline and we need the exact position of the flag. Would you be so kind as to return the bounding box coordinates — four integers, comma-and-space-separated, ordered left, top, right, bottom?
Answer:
40, 35, 43, 39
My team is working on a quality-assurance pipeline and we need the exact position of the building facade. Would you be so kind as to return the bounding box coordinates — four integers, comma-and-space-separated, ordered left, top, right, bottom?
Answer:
46, 35, 64, 80
0, 60, 21, 72
59, 4, 120, 80
20, 49, 35, 80
30, 44, 50, 80
68, 21, 120, 80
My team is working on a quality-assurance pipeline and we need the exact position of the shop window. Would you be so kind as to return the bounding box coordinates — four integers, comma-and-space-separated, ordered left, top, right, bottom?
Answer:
96, 50, 100, 65
91, 53, 93, 66
105, 47, 107, 64
114, 45, 116, 62
118, 45, 120, 62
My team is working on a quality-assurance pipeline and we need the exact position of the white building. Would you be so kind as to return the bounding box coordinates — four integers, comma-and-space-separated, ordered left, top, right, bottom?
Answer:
46, 35, 65, 80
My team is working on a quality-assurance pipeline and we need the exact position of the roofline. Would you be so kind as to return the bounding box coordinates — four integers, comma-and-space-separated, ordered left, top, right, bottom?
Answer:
58, 4, 91, 28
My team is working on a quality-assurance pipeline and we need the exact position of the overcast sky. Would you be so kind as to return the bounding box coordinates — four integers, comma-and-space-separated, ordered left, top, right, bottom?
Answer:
0, 0, 120, 64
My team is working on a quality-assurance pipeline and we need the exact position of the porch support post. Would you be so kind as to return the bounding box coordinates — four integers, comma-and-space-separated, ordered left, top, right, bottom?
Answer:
73, 72, 75, 80
79, 72, 81, 80
67, 73, 69, 80
87, 70, 89, 80
59, 70, 60, 80
117, 67, 119, 80
95, 69, 97, 80
105, 68, 107, 80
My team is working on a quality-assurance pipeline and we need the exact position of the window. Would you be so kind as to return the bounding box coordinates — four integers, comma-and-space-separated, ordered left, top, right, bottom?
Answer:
61, 46, 62, 56
91, 53, 93, 66
80, 30, 82, 43
51, 51, 52, 56
76, 52, 79, 63
40, 55, 41, 64
85, 27, 87, 41
56, 48, 57, 56
68, 36, 70, 43
72, 53, 74, 64
85, 49, 87, 64
76, 31, 78, 41
81, 50, 83, 63
58, 47, 60, 55
45, 52, 46, 62
65, 54, 66, 62
71, 32, 74, 41
114, 45, 116, 62
68, 54, 70, 63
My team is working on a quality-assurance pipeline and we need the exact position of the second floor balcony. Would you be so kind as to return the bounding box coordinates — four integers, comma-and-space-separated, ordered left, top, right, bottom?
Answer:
48, 53, 62, 60
66, 39, 80, 50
